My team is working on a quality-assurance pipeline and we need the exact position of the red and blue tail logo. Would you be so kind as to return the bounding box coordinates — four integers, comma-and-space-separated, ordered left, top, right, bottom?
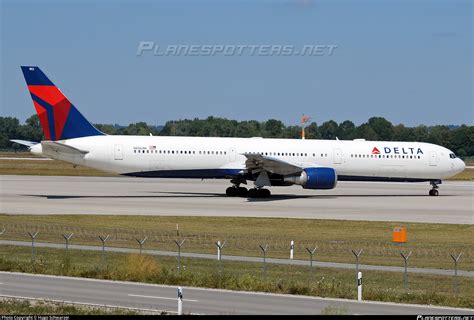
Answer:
21, 66, 104, 141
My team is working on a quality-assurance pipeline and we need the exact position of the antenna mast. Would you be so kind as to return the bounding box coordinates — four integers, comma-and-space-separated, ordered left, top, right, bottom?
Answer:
300, 114, 310, 139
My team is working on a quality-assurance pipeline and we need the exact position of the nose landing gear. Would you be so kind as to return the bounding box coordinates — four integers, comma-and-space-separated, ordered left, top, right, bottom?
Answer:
429, 180, 441, 196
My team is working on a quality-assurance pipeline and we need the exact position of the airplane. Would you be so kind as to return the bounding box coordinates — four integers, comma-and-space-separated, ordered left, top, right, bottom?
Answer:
12, 66, 466, 198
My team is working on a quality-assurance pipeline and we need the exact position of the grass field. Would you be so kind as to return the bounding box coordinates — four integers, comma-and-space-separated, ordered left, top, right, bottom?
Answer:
463, 156, 474, 166
0, 158, 114, 176
0, 151, 43, 158
1, 215, 472, 271
0, 298, 146, 315
448, 168, 474, 181
1, 245, 472, 309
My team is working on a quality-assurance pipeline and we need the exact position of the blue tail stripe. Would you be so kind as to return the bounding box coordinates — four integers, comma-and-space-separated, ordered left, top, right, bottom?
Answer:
21, 66, 54, 86
61, 106, 104, 139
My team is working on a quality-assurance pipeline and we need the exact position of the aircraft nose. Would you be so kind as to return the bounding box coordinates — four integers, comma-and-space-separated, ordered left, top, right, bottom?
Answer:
457, 158, 466, 172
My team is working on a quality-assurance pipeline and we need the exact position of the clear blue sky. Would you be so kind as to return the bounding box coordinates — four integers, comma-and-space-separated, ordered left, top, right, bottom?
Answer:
1, 0, 472, 127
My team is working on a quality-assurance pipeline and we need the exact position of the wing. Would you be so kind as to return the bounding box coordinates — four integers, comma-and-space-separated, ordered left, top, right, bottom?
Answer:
243, 153, 303, 176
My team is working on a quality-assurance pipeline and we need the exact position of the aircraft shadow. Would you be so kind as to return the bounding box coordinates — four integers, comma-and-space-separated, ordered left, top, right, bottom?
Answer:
23, 192, 446, 202
24, 192, 225, 200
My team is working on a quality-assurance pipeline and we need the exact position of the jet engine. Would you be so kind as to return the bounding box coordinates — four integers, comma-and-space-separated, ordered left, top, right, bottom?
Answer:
284, 167, 337, 190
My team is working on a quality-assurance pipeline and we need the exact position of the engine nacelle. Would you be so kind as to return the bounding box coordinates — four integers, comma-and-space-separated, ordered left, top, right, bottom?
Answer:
284, 167, 337, 190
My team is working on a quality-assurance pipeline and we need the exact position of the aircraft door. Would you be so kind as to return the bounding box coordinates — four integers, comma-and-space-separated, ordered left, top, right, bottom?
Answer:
114, 144, 123, 160
228, 147, 236, 161
333, 148, 342, 164
429, 151, 437, 166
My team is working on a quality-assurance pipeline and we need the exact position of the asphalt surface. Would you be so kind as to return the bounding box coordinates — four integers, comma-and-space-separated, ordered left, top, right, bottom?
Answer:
1, 175, 472, 224
3, 240, 471, 277
1, 272, 472, 315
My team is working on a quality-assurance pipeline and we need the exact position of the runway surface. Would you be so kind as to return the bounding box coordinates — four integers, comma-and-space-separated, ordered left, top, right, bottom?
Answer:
2, 240, 472, 276
0, 175, 472, 224
1, 272, 472, 315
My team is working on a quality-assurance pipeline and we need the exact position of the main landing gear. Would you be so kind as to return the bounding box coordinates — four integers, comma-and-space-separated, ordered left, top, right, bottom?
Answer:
226, 175, 271, 198
225, 185, 271, 198
429, 180, 440, 196
225, 186, 271, 198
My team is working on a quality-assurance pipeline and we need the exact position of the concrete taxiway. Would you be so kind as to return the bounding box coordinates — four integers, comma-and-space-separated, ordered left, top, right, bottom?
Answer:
1, 272, 472, 315
0, 175, 472, 224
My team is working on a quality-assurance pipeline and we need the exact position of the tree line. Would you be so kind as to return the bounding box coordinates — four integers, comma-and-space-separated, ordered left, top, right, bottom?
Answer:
1, 114, 473, 157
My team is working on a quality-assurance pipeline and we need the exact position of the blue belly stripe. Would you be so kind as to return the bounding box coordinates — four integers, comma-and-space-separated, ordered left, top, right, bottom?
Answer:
122, 169, 432, 183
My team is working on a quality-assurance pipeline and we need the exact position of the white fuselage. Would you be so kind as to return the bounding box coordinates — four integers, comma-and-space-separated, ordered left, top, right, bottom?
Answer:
31, 135, 465, 184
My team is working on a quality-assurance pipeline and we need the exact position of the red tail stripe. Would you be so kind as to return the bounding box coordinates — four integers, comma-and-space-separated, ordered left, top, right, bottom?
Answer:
33, 101, 51, 140
53, 99, 72, 140
27, 85, 68, 106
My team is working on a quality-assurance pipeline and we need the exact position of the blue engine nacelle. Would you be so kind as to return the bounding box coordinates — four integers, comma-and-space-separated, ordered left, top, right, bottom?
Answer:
302, 167, 337, 189
284, 167, 337, 189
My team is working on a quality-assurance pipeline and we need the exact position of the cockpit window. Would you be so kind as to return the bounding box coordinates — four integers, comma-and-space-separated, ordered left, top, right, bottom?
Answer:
449, 153, 456, 159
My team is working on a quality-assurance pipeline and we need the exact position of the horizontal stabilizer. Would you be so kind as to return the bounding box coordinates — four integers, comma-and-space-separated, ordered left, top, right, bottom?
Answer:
10, 139, 39, 147
41, 141, 89, 155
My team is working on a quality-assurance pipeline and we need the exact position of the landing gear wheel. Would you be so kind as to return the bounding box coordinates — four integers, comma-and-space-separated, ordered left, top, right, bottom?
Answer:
247, 188, 271, 198
226, 187, 238, 197
237, 187, 248, 197
226, 186, 248, 197
260, 189, 271, 198
247, 188, 258, 198
429, 180, 441, 197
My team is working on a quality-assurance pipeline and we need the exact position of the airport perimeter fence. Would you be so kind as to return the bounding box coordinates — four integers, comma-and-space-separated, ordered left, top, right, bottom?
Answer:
1, 221, 472, 273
